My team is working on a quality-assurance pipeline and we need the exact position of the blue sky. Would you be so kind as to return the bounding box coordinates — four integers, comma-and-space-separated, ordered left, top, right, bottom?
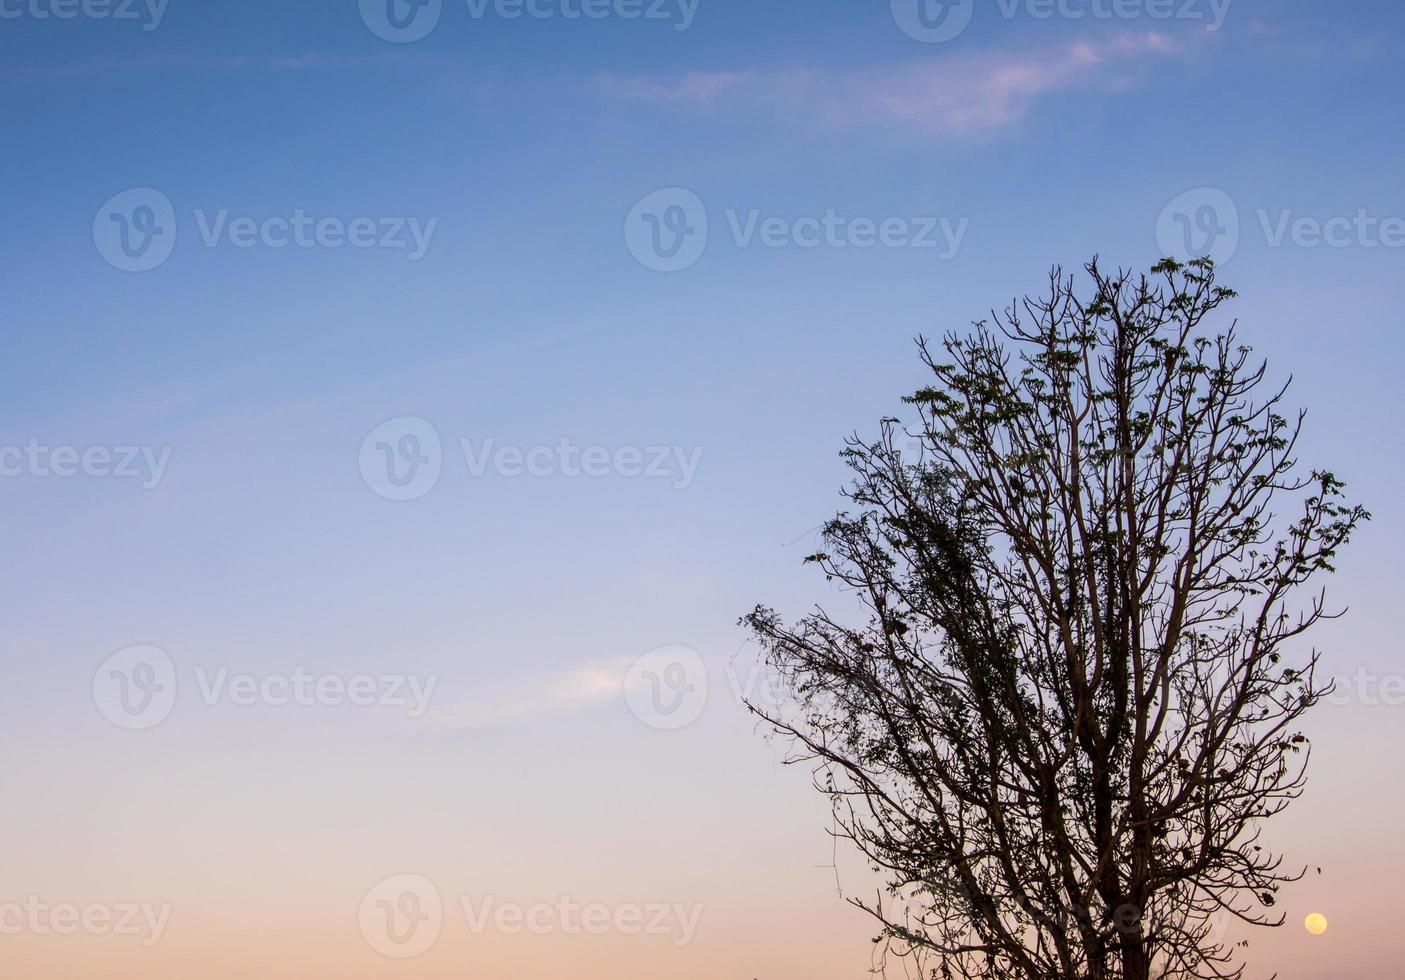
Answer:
2, 2, 1405, 977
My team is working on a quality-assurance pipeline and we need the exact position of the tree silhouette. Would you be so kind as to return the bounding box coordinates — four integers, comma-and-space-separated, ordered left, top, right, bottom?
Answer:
744, 258, 1367, 980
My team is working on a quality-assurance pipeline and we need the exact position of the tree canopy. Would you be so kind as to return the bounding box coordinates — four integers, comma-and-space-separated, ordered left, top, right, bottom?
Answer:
744, 258, 1368, 980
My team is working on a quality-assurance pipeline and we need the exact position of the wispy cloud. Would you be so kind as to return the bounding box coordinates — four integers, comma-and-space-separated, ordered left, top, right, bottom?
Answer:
596, 31, 1194, 137
426, 659, 630, 730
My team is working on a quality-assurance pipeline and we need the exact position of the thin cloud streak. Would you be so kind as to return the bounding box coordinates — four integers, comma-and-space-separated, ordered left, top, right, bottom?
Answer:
426, 659, 631, 730
596, 31, 1195, 137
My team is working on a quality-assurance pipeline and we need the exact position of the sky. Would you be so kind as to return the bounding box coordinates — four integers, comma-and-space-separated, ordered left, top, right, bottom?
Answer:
2, 1, 1404, 977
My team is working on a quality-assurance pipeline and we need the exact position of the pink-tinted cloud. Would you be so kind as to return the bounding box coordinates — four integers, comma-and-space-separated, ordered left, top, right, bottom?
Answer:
596, 31, 1192, 137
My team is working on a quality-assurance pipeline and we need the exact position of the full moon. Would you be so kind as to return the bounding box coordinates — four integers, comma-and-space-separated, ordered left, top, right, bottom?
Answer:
1305, 913, 1328, 935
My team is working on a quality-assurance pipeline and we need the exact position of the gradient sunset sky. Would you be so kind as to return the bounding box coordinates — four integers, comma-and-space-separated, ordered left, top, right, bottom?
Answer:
2, 1, 1404, 977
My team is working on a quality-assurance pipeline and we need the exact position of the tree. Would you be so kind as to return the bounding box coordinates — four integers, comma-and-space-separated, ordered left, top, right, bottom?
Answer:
743, 258, 1367, 980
